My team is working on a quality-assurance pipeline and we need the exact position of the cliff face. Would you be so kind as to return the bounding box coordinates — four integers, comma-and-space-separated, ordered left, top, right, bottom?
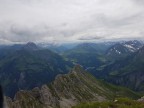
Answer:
102, 46, 144, 91
6, 65, 139, 108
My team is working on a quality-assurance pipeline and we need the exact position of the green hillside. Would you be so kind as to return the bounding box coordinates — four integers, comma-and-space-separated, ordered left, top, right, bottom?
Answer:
73, 98, 144, 108
0, 43, 72, 97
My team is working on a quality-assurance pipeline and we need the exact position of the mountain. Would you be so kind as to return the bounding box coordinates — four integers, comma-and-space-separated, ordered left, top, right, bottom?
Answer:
66, 42, 114, 54
106, 43, 131, 58
62, 42, 114, 72
6, 65, 140, 108
100, 46, 144, 91
0, 42, 72, 97
23, 42, 38, 50
38, 42, 78, 53
106, 40, 143, 60
124, 40, 142, 50
47, 45, 68, 53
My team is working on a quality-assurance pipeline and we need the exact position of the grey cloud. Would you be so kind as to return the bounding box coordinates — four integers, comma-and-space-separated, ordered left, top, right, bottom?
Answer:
132, 0, 144, 5
78, 35, 104, 40
0, 0, 144, 44
0, 24, 53, 42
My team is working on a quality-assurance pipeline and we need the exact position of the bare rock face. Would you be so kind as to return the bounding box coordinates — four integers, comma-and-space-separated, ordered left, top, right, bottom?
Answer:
6, 65, 139, 108
40, 85, 59, 107
138, 96, 144, 102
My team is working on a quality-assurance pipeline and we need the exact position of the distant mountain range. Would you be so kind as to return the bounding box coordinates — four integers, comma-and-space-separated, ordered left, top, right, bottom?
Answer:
62, 42, 114, 71
106, 40, 143, 60
0, 40, 144, 108
59, 40, 144, 92
38, 42, 78, 53
0, 42, 72, 97
100, 45, 144, 91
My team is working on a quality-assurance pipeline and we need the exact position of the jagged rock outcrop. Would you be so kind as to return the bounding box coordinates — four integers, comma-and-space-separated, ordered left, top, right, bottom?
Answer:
138, 96, 144, 102
6, 65, 140, 108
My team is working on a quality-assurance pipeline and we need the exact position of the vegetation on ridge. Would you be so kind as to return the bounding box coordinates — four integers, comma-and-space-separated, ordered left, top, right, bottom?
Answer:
73, 98, 144, 108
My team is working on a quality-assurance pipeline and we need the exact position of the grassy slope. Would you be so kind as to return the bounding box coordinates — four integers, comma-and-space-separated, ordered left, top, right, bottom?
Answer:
73, 98, 144, 108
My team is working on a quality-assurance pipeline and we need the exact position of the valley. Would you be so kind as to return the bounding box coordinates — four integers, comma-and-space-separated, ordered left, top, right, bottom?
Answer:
0, 40, 144, 108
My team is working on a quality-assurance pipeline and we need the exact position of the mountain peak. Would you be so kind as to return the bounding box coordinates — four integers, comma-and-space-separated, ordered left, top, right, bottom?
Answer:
106, 40, 143, 59
26, 42, 37, 47
72, 65, 85, 74
137, 45, 144, 56
23, 42, 38, 50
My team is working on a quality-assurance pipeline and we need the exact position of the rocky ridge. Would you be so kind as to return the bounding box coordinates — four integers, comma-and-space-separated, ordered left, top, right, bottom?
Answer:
6, 65, 139, 108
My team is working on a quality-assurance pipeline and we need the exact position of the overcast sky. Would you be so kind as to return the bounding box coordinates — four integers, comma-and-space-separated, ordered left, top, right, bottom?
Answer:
0, 0, 144, 44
